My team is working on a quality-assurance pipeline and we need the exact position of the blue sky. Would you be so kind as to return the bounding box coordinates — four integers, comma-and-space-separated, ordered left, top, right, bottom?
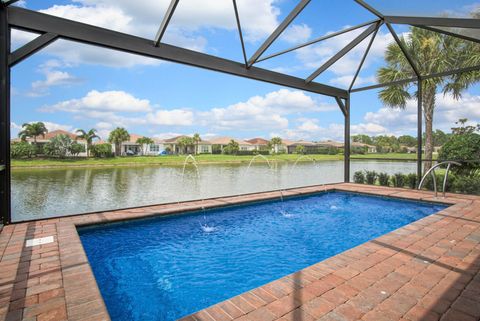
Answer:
10, 0, 480, 142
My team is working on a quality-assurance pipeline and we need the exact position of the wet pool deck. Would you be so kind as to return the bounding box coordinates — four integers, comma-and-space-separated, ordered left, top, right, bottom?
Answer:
0, 183, 479, 321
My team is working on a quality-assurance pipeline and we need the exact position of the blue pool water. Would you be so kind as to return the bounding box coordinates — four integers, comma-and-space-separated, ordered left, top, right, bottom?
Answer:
78, 191, 446, 321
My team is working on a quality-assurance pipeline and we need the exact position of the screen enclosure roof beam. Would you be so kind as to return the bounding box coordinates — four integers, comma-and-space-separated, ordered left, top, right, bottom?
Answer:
305, 22, 378, 83
9, 32, 58, 67
247, 0, 311, 68
412, 25, 480, 45
350, 64, 480, 93
153, 0, 179, 46
257, 19, 380, 64
7, 7, 348, 99
384, 16, 480, 29
354, 0, 384, 19
385, 22, 420, 78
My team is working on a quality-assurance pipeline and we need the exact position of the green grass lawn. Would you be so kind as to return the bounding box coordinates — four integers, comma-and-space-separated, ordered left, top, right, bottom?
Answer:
351, 153, 423, 160
11, 153, 343, 168
11, 153, 429, 169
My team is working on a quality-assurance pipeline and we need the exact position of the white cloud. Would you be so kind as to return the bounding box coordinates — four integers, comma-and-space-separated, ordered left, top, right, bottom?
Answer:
330, 75, 376, 88
96, 121, 113, 130
280, 122, 345, 141
12, 0, 27, 8
280, 24, 312, 44
357, 92, 480, 136
41, 90, 153, 113
146, 109, 194, 126
28, 60, 81, 97
152, 132, 183, 140
198, 89, 335, 131
298, 119, 321, 132
42, 121, 74, 133
351, 123, 388, 135
10, 122, 22, 130
11, 121, 73, 133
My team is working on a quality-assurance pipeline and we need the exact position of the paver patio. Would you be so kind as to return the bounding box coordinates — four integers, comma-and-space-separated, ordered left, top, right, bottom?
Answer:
1, 183, 479, 321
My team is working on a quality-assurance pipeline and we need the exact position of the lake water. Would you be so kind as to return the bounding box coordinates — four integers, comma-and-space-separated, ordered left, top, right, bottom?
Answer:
11, 160, 417, 222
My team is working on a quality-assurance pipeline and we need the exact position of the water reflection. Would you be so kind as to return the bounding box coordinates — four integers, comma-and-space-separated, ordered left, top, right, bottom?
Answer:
12, 160, 416, 221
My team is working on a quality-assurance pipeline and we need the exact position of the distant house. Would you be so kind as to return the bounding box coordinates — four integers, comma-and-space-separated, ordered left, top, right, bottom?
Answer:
143, 139, 166, 156
209, 137, 254, 152
351, 142, 377, 153
245, 138, 269, 151
403, 145, 442, 154
117, 133, 143, 156
281, 140, 376, 154
285, 140, 314, 154
159, 135, 212, 155
14, 129, 88, 157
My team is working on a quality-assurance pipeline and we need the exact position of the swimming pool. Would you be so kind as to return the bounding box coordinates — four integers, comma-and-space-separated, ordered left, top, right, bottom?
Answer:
78, 191, 446, 321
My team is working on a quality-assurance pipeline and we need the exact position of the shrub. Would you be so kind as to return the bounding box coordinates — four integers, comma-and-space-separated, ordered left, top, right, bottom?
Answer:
234, 150, 269, 156
295, 145, 305, 154
90, 143, 113, 158
452, 176, 480, 195
353, 171, 365, 184
327, 147, 338, 155
438, 130, 480, 177
43, 134, 73, 158
10, 142, 36, 159
351, 146, 367, 155
406, 173, 418, 189
69, 142, 85, 156
392, 173, 406, 187
420, 173, 448, 192
378, 173, 390, 186
365, 170, 377, 185
222, 140, 239, 155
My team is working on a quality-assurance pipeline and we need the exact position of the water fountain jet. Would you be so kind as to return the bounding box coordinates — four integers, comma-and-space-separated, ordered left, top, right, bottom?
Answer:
182, 154, 200, 179
246, 154, 273, 172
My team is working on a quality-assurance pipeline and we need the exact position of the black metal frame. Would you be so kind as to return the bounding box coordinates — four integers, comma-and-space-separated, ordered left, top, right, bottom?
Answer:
1, 0, 480, 224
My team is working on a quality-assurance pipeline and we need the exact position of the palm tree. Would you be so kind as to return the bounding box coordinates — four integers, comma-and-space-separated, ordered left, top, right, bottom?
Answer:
76, 128, 99, 157
192, 133, 201, 155
177, 136, 194, 155
270, 137, 282, 154
108, 127, 130, 156
136, 137, 154, 155
224, 139, 239, 155
18, 122, 48, 145
377, 24, 480, 171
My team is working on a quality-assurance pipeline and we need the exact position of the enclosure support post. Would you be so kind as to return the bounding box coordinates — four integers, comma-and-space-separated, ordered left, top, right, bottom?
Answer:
344, 96, 350, 183
0, 7, 11, 225
417, 79, 423, 180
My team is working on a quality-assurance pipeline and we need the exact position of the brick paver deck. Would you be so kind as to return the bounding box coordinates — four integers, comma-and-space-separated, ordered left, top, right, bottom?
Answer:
1, 183, 479, 321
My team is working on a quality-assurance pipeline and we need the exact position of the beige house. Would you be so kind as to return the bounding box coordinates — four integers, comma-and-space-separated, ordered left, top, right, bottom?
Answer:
209, 137, 254, 152
351, 142, 377, 153
158, 135, 212, 155
245, 138, 270, 151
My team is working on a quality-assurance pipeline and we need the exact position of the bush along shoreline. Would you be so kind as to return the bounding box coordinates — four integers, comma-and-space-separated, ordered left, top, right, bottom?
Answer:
353, 170, 480, 195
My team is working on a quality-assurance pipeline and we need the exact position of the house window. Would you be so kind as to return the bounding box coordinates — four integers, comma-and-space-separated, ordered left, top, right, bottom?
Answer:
149, 144, 159, 152
201, 145, 210, 153
241, 146, 248, 151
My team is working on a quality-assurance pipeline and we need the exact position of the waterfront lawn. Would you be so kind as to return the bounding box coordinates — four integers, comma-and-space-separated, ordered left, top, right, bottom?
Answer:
11, 153, 420, 168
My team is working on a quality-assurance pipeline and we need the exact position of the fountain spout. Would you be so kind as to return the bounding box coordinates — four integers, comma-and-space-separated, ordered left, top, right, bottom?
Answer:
246, 154, 273, 172
182, 154, 200, 179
